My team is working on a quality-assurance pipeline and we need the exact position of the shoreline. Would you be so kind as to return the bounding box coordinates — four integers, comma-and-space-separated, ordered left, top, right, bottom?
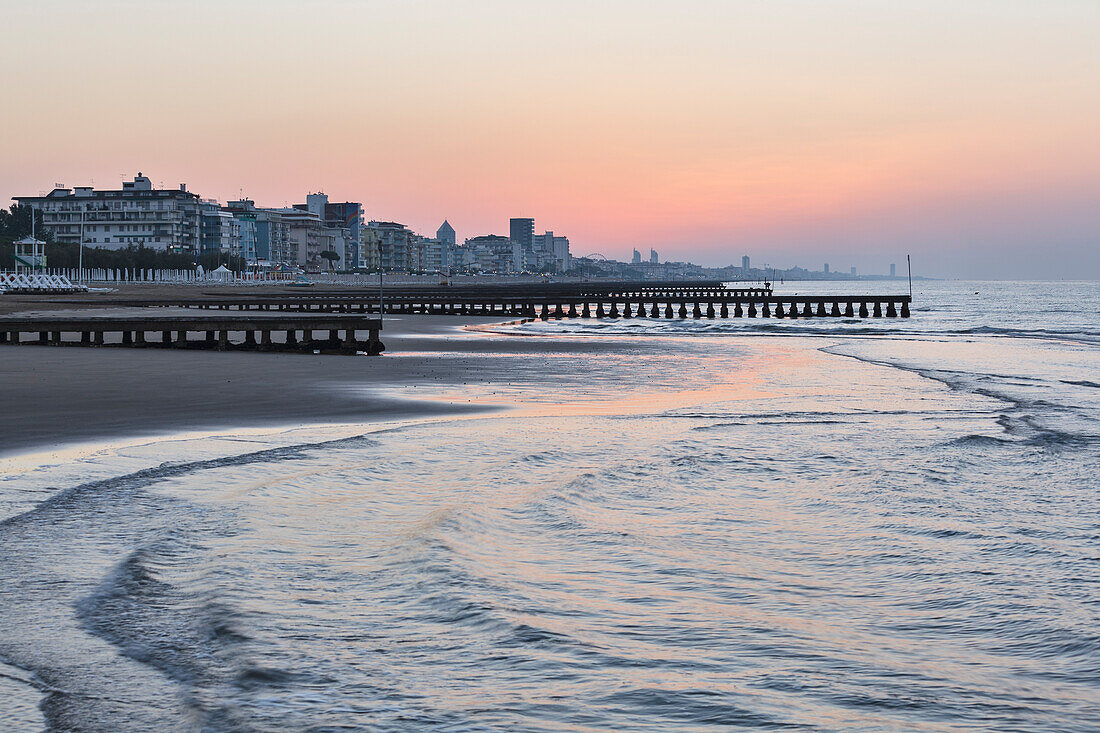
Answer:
0, 313, 519, 460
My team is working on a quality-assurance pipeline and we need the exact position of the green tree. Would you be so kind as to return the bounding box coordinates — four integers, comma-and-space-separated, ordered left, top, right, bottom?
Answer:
0, 204, 45, 241
319, 249, 340, 272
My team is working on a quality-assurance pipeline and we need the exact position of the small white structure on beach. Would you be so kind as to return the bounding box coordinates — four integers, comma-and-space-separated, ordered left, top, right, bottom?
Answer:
12, 236, 46, 274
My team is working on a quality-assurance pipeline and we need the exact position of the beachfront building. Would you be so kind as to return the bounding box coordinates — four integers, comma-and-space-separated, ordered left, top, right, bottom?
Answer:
225, 200, 294, 267
509, 217, 534, 251
459, 235, 519, 274
531, 231, 571, 273
409, 236, 449, 273
361, 227, 381, 271
437, 220, 455, 249
200, 201, 243, 258
294, 193, 366, 270
14, 173, 202, 253
369, 221, 417, 271
277, 207, 326, 271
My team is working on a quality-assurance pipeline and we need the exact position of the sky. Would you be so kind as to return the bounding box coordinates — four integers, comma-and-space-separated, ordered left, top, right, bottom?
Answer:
2, 0, 1098, 278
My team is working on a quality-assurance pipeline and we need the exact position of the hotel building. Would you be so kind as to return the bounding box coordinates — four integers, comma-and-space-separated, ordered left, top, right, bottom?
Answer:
15, 173, 202, 253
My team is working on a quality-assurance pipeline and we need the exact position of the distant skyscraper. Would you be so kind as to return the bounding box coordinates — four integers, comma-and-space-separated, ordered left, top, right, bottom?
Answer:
851, 266, 857, 276
890, 263, 896, 277
650, 248, 658, 264
632, 248, 641, 264
742, 255, 750, 271
509, 218, 534, 249
824, 263, 829, 274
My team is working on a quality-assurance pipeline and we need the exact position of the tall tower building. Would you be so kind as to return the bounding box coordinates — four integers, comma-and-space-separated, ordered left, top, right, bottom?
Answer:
509, 218, 534, 249
632, 248, 642, 264
650, 249, 658, 264
742, 255, 750, 271
824, 263, 829, 274
437, 220, 456, 248
890, 263, 896, 277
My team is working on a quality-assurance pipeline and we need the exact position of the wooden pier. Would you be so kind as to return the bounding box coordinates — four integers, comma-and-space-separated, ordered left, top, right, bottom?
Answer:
26, 280, 911, 320
0, 314, 384, 354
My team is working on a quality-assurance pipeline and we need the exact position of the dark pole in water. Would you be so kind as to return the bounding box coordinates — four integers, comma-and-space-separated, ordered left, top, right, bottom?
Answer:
377, 240, 385, 317
907, 254, 912, 299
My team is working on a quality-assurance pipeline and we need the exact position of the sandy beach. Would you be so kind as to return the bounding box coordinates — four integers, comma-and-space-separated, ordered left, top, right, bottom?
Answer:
0, 286, 632, 457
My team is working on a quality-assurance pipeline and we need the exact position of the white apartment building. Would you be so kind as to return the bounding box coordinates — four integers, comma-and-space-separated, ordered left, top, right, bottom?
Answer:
15, 173, 202, 252
278, 207, 325, 271
532, 231, 571, 273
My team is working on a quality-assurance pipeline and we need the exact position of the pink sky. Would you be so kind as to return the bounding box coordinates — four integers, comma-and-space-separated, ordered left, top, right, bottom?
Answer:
2, 0, 1098, 277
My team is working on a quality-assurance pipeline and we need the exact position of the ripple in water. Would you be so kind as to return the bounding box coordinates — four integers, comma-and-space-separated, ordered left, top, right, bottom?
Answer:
0, 281, 1098, 731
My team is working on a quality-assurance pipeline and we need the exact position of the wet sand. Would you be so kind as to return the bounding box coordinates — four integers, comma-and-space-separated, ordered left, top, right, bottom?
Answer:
0, 287, 634, 457
0, 314, 507, 456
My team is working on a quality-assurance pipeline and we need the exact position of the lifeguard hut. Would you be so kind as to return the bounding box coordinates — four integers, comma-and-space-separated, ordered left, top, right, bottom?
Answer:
12, 236, 46, 274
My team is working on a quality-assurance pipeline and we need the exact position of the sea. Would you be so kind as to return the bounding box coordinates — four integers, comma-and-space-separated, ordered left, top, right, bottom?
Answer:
1, 280, 1097, 732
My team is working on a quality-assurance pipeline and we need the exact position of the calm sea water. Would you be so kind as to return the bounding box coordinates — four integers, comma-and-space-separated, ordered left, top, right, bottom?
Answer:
1, 280, 1098, 731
